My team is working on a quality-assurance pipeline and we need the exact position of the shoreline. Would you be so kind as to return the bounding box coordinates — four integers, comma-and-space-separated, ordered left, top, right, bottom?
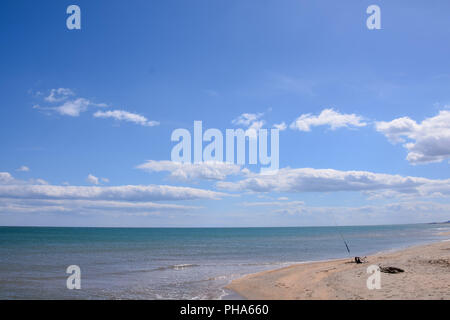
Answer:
225, 239, 450, 300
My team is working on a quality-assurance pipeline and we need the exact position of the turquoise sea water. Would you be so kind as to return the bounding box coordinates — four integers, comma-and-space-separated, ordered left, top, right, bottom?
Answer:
0, 224, 448, 299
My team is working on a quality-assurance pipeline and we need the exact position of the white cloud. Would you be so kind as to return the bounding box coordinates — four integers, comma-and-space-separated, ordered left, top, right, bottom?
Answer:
35, 88, 159, 126
54, 98, 92, 116
34, 88, 109, 117
238, 200, 450, 224
242, 200, 310, 216
232, 113, 264, 127
375, 117, 418, 144
0, 171, 227, 202
273, 122, 287, 131
376, 110, 450, 164
32, 179, 49, 185
0, 198, 200, 217
136, 160, 242, 181
0, 172, 15, 184
16, 166, 30, 172
231, 112, 267, 140
86, 174, 109, 185
231, 111, 285, 139
86, 174, 100, 185
34, 97, 106, 117
0, 183, 226, 201
290, 108, 367, 132
301, 201, 450, 224
242, 200, 305, 207
247, 120, 265, 131
0, 172, 223, 217
216, 167, 450, 199
45, 88, 74, 102
93, 110, 160, 127
1, 172, 47, 185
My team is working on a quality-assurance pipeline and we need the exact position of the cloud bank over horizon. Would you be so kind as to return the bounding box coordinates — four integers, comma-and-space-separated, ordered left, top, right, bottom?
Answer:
4, 85, 450, 226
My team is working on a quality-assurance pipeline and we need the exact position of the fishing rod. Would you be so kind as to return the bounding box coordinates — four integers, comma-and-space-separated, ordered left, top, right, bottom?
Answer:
337, 227, 351, 256
331, 215, 351, 256
331, 216, 365, 264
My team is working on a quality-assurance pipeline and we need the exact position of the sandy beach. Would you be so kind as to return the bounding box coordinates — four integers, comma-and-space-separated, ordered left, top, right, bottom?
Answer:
227, 240, 450, 300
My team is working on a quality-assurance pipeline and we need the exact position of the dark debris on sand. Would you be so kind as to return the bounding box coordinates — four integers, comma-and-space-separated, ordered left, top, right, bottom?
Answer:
379, 266, 405, 274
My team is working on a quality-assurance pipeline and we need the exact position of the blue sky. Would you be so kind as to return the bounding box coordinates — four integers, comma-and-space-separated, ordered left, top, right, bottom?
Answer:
1, 0, 450, 227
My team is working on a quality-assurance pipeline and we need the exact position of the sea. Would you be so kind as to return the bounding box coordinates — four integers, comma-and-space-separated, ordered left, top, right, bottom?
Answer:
0, 223, 448, 299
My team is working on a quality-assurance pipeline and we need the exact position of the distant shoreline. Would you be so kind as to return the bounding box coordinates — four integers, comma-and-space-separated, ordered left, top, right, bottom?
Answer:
226, 239, 450, 300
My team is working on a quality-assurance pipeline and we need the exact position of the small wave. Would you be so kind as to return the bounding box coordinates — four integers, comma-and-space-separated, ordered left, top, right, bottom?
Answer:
206, 275, 233, 281
155, 264, 200, 271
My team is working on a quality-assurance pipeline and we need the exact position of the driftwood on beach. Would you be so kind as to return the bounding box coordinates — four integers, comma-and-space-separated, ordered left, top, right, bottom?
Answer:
379, 266, 404, 274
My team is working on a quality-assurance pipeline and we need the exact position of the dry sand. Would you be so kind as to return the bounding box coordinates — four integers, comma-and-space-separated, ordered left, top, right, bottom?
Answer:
226, 240, 450, 300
